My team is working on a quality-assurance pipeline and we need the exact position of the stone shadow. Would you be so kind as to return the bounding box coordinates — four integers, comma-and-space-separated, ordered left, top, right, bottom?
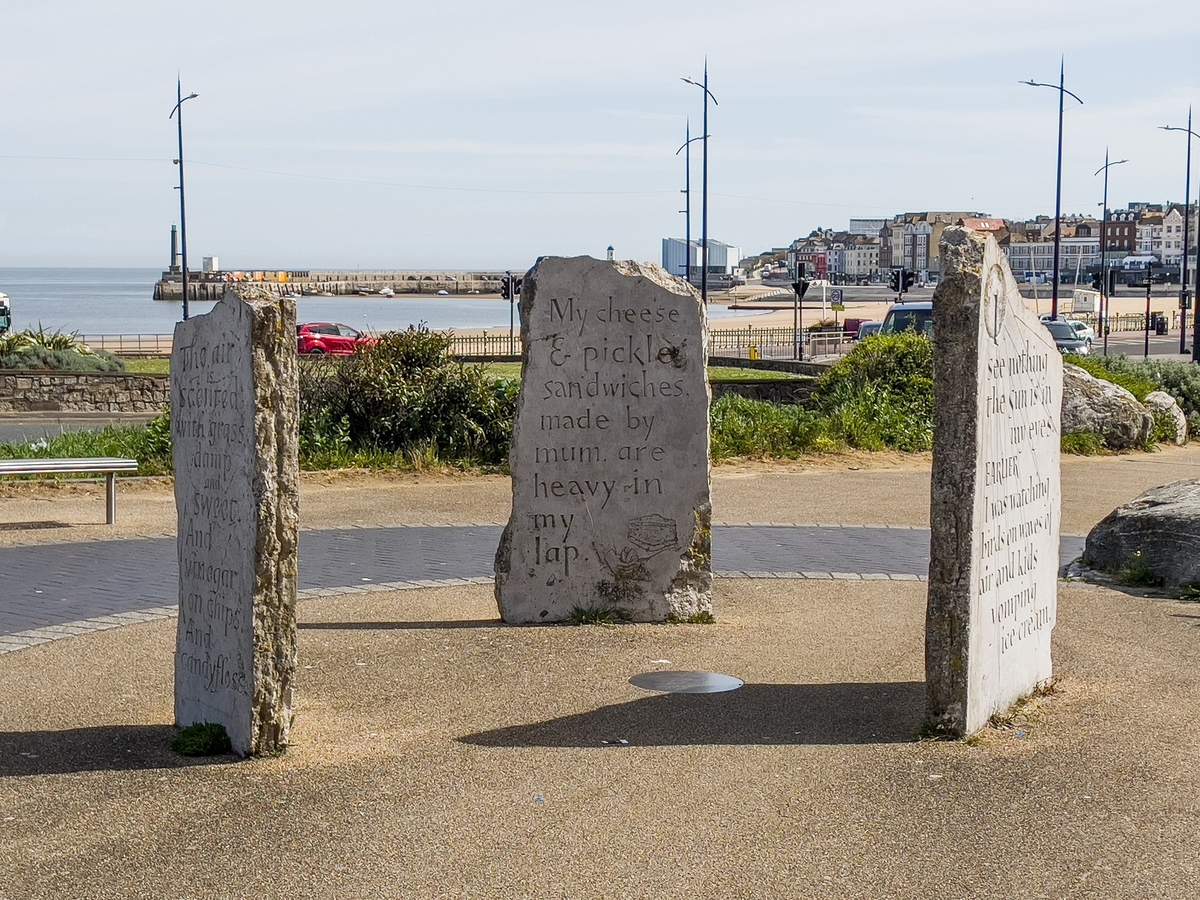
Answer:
458, 681, 925, 747
0, 725, 236, 776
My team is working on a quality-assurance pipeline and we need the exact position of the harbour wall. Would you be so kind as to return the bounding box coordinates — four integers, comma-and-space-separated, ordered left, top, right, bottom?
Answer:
154, 270, 508, 301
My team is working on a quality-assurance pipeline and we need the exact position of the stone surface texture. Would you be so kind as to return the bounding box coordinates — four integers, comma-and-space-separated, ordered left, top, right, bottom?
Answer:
0, 371, 168, 412
495, 256, 711, 624
1083, 478, 1200, 588
1144, 390, 1188, 445
926, 228, 1062, 736
171, 286, 299, 756
1061, 364, 1153, 450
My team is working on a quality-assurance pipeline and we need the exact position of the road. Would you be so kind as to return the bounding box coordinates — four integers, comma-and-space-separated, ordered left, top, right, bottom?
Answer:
0, 411, 159, 445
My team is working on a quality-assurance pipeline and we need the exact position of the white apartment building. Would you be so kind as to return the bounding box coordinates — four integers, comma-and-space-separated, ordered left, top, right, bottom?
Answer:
1002, 237, 1099, 279
1137, 215, 1163, 258
1161, 206, 1198, 266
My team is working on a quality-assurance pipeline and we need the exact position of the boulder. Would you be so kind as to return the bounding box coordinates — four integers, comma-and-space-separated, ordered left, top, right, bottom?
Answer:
1083, 479, 1200, 589
1061, 364, 1153, 450
1144, 390, 1188, 445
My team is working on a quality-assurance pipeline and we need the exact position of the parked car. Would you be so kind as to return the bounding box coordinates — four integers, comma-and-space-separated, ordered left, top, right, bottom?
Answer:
1042, 319, 1089, 355
856, 320, 884, 340
1067, 320, 1096, 344
879, 300, 934, 337
297, 322, 375, 355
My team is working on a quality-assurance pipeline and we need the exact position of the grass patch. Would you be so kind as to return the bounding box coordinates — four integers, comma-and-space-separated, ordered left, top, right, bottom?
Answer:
987, 680, 1059, 730
1115, 550, 1164, 588
121, 357, 170, 375
708, 366, 804, 382
1061, 430, 1105, 455
567, 604, 627, 626
481, 361, 522, 380
171, 722, 232, 756
668, 610, 716, 624
0, 415, 172, 475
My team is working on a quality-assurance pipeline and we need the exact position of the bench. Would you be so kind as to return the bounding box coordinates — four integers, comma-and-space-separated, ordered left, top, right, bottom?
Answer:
0, 458, 139, 524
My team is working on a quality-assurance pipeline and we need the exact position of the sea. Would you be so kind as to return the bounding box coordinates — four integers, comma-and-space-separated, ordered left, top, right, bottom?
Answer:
0, 268, 765, 336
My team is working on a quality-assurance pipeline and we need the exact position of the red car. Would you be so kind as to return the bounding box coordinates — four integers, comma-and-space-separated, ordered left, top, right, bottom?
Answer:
297, 322, 375, 355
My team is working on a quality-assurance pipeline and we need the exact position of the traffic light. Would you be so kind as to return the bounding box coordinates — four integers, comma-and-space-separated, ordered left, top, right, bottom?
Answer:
513, 277, 523, 297
888, 269, 901, 293
500, 275, 512, 300
1091, 271, 1103, 291
901, 270, 916, 293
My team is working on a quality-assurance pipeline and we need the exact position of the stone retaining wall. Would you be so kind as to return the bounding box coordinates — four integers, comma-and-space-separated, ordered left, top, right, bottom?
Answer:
710, 379, 817, 406
0, 371, 170, 412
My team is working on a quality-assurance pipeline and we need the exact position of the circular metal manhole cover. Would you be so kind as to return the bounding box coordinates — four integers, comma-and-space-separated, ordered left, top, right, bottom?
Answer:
629, 670, 744, 694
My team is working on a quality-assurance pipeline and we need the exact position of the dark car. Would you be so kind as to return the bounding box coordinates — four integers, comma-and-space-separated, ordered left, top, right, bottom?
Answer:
297, 322, 375, 355
880, 300, 934, 337
1042, 319, 1089, 356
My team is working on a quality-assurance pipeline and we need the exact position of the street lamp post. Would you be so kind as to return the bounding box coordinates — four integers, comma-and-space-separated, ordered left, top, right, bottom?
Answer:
676, 121, 705, 285
1023, 60, 1083, 321
1159, 110, 1199, 361
682, 61, 717, 303
1094, 151, 1128, 357
170, 78, 199, 320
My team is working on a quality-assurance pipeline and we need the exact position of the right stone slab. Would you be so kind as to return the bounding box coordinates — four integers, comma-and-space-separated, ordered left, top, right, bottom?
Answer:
926, 227, 1063, 737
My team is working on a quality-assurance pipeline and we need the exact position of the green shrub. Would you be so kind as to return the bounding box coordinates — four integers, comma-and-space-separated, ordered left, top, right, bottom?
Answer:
1064, 353, 1156, 401
0, 327, 126, 372
300, 326, 518, 467
710, 394, 839, 458
1150, 410, 1179, 446
812, 332, 934, 452
1077, 354, 1200, 421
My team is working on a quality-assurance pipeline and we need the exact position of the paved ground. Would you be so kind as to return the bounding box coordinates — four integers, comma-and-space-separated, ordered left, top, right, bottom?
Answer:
0, 524, 1088, 640
1, 578, 1197, 898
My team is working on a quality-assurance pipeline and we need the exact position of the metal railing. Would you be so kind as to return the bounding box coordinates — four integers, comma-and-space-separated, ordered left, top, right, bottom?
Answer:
76, 327, 861, 362
78, 334, 174, 356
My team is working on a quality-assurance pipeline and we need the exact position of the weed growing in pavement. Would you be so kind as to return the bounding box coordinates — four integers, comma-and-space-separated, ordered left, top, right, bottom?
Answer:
667, 611, 716, 624
1115, 550, 1164, 588
171, 722, 232, 756
1060, 431, 1106, 456
987, 679, 1059, 730
567, 604, 627, 626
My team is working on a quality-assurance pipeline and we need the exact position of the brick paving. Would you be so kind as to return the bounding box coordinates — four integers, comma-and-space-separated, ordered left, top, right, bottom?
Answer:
0, 525, 1086, 643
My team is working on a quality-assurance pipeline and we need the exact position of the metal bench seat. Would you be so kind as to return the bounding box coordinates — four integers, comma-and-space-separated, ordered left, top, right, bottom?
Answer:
0, 457, 139, 524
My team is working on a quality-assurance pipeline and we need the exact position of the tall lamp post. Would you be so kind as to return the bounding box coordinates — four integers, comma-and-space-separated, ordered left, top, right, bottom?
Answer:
1159, 110, 1199, 361
1094, 151, 1128, 357
170, 78, 199, 320
682, 60, 717, 303
1022, 60, 1083, 320
676, 120, 705, 285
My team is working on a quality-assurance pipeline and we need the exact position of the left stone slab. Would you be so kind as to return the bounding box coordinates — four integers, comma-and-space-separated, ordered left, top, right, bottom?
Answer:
171, 286, 299, 756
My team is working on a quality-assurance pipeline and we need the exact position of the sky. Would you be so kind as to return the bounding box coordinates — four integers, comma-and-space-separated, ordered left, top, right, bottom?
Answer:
1, 0, 1198, 270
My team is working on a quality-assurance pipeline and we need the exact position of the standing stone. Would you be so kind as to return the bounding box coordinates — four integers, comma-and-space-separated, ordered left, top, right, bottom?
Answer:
495, 256, 711, 624
926, 228, 1062, 736
172, 286, 299, 756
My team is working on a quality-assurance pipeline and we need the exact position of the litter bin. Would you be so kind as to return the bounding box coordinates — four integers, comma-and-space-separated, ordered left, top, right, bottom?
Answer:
1153, 314, 1168, 335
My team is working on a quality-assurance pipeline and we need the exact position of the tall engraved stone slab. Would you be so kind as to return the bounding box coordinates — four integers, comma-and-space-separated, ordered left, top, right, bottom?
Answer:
495, 257, 711, 624
926, 228, 1062, 736
172, 287, 299, 756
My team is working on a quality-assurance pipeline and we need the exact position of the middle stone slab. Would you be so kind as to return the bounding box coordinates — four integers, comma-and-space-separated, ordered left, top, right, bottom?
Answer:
495, 256, 713, 624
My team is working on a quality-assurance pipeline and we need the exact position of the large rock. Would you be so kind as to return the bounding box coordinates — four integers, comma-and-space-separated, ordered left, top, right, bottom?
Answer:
1144, 390, 1188, 445
1084, 479, 1200, 589
925, 227, 1062, 737
171, 286, 300, 757
1061, 364, 1152, 450
495, 256, 712, 624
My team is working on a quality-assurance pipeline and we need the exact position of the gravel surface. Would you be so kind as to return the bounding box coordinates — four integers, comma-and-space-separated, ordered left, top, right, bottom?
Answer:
1, 580, 1198, 898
